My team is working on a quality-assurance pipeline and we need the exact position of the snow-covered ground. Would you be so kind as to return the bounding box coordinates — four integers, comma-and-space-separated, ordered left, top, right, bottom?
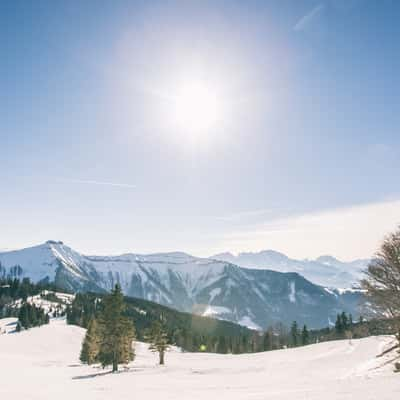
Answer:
1, 291, 74, 323
0, 318, 398, 400
9, 291, 74, 314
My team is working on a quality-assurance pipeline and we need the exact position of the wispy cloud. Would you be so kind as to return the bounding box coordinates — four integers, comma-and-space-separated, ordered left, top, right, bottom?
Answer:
60, 178, 136, 189
218, 199, 400, 260
293, 3, 325, 32
216, 208, 276, 222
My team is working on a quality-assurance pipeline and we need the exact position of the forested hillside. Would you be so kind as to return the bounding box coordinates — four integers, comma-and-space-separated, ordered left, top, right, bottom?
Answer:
66, 291, 397, 355
67, 292, 257, 353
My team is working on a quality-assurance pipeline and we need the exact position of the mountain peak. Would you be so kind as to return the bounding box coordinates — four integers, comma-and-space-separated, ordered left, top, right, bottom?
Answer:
257, 249, 289, 259
211, 249, 367, 288
212, 252, 235, 259
45, 240, 64, 245
315, 255, 341, 265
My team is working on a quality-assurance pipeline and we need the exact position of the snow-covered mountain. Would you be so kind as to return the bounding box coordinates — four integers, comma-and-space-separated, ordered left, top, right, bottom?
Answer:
0, 241, 363, 329
212, 250, 368, 288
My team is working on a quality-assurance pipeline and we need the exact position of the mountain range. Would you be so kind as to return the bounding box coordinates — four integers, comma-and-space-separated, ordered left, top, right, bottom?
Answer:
212, 250, 368, 288
0, 241, 363, 329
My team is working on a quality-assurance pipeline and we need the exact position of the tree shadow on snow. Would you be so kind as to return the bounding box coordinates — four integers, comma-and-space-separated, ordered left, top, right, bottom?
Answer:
72, 370, 113, 380
72, 367, 143, 380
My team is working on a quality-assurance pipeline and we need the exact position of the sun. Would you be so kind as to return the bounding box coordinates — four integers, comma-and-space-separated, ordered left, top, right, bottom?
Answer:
171, 81, 223, 133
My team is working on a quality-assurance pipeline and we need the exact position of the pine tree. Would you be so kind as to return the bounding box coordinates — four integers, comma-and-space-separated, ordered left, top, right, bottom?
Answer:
262, 331, 272, 351
290, 321, 299, 347
301, 325, 309, 346
335, 314, 343, 335
341, 312, 348, 331
80, 318, 101, 365
30, 305, 38, 326
17, 302, 49, 330
216, 335, 228, 353
145, 319, 170, 365
240, 335, 249, 353
97, 285, 135, 372
18, 304, 30, 329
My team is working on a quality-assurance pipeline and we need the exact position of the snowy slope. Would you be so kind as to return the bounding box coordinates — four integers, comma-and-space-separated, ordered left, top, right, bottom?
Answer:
0, 241, 101, 291
0, 319, 398, 400
212, 250, 368, 288
0, 242, 363, 329
7, 290, 74, 316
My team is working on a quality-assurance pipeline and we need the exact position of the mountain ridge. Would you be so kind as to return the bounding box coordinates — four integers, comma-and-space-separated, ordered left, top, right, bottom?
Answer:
0, 241, 363, 329
211, 250, 369, 288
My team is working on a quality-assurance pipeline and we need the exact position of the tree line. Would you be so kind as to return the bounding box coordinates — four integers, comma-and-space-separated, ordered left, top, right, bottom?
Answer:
77, 285, 320, 371
69, 286, 320, 365
16, 302, 49, 331
0, 277, 65, 318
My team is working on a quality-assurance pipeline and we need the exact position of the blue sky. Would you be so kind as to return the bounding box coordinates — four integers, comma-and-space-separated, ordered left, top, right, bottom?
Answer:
1, 0, 399, 259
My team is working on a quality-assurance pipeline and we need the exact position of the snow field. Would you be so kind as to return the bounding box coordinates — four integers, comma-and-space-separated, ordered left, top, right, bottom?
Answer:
0, 318, 398, 400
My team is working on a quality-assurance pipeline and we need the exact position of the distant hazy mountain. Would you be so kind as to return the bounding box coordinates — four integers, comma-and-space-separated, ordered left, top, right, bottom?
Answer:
211, 250, 369, 288
0, 241, 363, 329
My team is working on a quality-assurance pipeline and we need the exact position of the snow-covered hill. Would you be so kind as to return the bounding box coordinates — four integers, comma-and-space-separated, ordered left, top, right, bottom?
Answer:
0, 241, 363, 329
0, 319, 398, 400
212, 250, 368, 288
6, 290, 74, 315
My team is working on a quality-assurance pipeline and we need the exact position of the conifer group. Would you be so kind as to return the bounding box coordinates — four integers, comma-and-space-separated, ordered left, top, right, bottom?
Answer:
79, 285, 135, 372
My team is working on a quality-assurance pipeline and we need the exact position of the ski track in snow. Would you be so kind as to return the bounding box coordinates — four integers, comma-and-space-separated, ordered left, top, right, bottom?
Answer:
0, 318, 398, 400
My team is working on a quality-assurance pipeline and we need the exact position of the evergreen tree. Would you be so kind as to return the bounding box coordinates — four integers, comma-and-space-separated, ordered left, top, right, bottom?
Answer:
17, 302, 49, 330
192, 334, 200, 352
290, 321, 299, 347
262, 331, 272, 351
341, 312, 348, 331
349, 314, 353, 329
97, 285, 135, 372
145, 319, 170, 365
30, 305, 38, 326
335, 313, 344, 334
80, 318, 101, 365
182, 330, 193, 352
18, 304, 30, 329
335, 312, 350, 336
240, 334, 248, 353
301, 325, 309, 346
216, 335, 228, 353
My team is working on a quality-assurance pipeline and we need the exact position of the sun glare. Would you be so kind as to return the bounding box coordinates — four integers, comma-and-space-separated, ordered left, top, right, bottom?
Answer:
171, 81, 223, 133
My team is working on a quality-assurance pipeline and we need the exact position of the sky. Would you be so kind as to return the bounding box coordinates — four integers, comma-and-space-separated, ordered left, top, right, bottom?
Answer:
1, 0, 399, 260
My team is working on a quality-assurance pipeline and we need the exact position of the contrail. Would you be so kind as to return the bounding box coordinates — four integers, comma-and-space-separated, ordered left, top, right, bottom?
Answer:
293, 3, 324, 32
60, 178, 136, 189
